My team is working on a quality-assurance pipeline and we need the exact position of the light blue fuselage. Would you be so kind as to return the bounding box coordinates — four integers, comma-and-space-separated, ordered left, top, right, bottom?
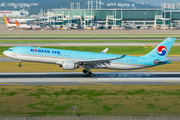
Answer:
3, 46, 162, 70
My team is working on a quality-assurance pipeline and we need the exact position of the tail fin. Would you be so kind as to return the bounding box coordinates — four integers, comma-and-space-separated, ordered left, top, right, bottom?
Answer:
3, 15, 6, 20
4, 15, 10, 23
4, 18, 9, 25
143, 38, 176, 60
15, 20, 21, 26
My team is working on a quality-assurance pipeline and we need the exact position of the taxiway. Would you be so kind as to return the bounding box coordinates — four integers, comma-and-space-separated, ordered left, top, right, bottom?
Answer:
0, 72, 180, 85
1, 42, 180, 46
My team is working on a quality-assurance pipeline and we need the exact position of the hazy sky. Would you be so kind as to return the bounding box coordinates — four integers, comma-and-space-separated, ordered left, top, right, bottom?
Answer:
129, 0, 180, 5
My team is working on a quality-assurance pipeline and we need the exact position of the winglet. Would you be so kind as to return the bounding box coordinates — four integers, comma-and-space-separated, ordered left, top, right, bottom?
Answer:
122, 53, 126, 57
100, 48, 108, 53
118, 53, 126, 59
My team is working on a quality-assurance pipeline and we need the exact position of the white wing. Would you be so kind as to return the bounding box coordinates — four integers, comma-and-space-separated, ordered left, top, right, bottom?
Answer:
75, 54, 126, 68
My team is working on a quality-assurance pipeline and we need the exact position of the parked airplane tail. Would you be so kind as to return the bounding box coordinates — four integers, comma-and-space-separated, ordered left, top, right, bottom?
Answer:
15, 20, 21, 26
4, 18, 10, 25
3, 15, 6, 20
143, 38, 176, 60
3, 15, 10, 23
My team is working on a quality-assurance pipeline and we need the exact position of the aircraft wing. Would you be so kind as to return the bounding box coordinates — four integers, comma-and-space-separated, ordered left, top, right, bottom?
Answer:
75, 54, 126, 68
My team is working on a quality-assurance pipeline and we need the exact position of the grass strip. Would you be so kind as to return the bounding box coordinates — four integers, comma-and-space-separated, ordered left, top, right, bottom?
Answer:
0, 37, 180, 39
1, 46, 180, 56
0, 62, 180, 72
0, 85, 180, 116
1, 40, 180, 43
0, 34, 180, 36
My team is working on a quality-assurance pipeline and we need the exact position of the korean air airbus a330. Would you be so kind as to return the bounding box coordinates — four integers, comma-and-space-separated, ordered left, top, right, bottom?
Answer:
3, 38, 176, 76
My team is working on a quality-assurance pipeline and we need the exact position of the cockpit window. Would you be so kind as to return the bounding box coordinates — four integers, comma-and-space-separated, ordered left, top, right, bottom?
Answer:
8, 49, 13, 51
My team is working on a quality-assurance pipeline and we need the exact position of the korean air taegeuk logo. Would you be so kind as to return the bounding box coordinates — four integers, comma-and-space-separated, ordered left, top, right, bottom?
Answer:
157, 46, 167, 56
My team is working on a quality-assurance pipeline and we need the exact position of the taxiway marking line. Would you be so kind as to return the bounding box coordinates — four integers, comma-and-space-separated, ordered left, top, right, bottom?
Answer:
164, 81, 180, 84
78, 81, 111, 85
0, 82, 22, 86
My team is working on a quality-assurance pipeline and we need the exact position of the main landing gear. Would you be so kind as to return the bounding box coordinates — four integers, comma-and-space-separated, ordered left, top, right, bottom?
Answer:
83, 69, 94, 77
18, 60, 22, 67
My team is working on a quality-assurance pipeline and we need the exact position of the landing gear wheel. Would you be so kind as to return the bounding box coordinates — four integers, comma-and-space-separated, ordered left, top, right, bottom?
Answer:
89, 72, 94, 77
18, 60, 22, 67
85, 71, 90, 75
83, 69, 87, 73
82, 69, 94, 77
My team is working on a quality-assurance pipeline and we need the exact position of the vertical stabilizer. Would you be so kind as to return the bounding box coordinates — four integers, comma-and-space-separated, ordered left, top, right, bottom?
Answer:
15, 20, 21, 26
143, 38, 176, 60
4, 15, 10, 23
4, 18, 10, 25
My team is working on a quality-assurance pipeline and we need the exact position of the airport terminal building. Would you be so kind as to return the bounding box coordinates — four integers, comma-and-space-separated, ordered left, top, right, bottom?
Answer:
0, 10, 29, 17
41, 9, 180, 29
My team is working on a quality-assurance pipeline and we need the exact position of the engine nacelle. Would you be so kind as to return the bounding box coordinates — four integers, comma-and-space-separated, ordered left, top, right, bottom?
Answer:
62, 61, 79, 70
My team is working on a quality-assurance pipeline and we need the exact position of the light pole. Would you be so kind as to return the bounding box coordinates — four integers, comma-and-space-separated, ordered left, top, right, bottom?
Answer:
71, 106, 77, 115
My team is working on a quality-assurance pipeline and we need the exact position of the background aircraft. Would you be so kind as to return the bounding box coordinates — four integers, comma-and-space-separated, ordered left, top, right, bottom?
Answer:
15, 20, 32, 29
3, 38, 176, 76
31, 25, 42, 30
15, 20, 42, 30
4, 17, 16, 28
4, 15, 36, 23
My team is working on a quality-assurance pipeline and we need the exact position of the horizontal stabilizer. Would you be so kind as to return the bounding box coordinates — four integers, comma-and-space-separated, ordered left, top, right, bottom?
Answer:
154, 60, 171, 65
100, 48, 108, 53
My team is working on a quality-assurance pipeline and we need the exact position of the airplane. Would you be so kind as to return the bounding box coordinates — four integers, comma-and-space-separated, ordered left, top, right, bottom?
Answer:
3, 38, 176, 77
31, 25, 42, 30
15, 20, 42, 30
4, 15, 36, 23
15, 20, 32, 29
4, 17, 16, 28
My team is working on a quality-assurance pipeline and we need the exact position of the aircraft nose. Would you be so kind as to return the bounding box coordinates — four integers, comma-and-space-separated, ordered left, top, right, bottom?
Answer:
3, 51, 7, 56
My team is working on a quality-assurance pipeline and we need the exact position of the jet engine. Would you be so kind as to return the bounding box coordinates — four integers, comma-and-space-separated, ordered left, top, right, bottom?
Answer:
61, 61, 79, 70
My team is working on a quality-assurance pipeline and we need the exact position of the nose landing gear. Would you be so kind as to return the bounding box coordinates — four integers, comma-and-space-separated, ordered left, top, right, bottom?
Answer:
18, 60, 22, 67
83, 69, 94, 77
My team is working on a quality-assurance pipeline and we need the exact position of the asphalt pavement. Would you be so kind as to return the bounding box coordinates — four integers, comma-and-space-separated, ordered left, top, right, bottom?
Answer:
1, 39, 180, 40
1, 36, 180, 38
1, 43, 180, 46
0, 72, 180, 85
